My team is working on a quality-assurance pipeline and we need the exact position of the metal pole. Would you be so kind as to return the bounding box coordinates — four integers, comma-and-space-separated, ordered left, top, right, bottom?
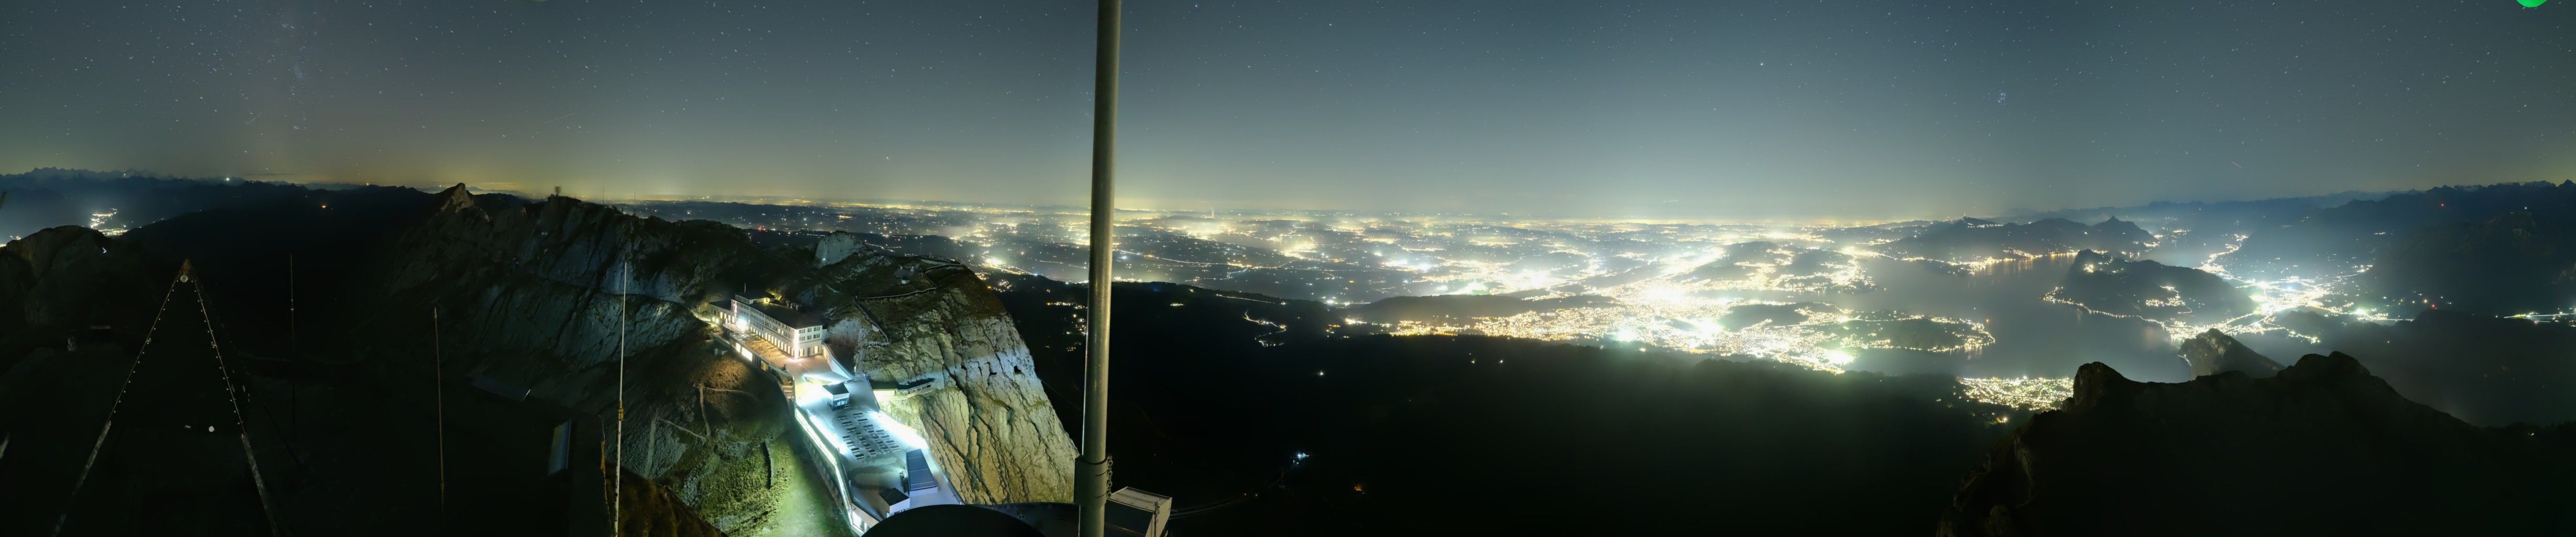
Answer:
614, 262, 627, 535
1077, 1, 1121, 536
434, 306, 445, 522
288, 255, 297, 448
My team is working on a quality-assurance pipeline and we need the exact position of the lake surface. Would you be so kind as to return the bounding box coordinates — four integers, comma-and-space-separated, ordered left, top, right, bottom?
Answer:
1729, 256, 2198, 381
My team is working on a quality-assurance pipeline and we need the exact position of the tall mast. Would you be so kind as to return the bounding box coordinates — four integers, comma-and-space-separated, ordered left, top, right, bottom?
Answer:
614, 261, 627, 534
1077, 1, 1122, 536
435, 306, 445, 523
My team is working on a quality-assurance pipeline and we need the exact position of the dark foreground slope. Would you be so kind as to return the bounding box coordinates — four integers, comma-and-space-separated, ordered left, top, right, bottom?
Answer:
992, 275, 2028, 536
1939, 352, 2576, 536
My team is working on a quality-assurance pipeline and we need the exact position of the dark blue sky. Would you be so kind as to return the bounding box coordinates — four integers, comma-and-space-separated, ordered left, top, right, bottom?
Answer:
6, 0, 2576, 220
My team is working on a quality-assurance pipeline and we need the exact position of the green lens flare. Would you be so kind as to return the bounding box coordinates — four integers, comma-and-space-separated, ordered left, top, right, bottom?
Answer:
2521, 0, 2547, 7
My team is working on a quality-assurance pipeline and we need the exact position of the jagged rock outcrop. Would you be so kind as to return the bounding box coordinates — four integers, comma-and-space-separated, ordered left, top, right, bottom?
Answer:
0, 226, 158, 388
814, 253, 1077, 505
0, 226, 140, 329
2176, 329, 2280, 378
370, 185, 1074, 508
2086, 217, 2155, 251
361, 185, 763, 401
815, 231, 866, 267
0, 226, 155, 405
0, 182, 1072, 535
1938, 354, 2576, 536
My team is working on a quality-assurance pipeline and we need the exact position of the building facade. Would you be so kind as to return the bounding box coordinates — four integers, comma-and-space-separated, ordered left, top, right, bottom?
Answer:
731, 295, 828, 358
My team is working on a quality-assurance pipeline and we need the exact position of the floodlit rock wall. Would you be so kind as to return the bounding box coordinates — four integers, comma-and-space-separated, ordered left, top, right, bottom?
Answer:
817, 248, 1077, 505
378, 186, 1074, 508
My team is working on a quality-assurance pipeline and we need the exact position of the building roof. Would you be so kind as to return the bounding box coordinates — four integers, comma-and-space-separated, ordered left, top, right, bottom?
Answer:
737, 295, 826, 329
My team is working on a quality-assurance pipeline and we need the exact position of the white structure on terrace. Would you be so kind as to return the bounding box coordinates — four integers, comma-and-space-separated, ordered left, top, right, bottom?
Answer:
718, 294, 959, 533
731, 294, 829, 359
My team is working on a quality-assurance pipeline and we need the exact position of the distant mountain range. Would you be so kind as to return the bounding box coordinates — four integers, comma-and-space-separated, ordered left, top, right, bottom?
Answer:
1876, 216, 2154, 262
2048, 250, 2254, 322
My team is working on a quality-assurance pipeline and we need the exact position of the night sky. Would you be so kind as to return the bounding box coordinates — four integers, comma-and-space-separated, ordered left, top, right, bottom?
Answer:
5, 1, 2576, 220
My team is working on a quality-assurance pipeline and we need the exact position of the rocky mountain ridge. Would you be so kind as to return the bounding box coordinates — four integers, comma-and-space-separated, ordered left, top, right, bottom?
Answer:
1939, 351, 2576, 536
0, 183, 1075, 535
1879, 217, 2155, 263
2176, 329, 2281, 378
375, 187, 1077, 506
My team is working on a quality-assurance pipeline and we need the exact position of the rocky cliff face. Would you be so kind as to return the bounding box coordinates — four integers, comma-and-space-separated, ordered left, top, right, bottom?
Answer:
0, 184, 1072, 535
814, 232, 866, 267
0, 225, 161, 330
370, 190, 1073, 508
0, 225, 157, 401
1938, 353, 2576, 536
807, 232, 1076, 505
2175, 329, 2280, 378
362, 186, 783, 402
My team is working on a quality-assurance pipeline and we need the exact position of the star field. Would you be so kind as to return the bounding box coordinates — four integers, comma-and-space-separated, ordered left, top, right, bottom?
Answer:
3, 0, 2573, 220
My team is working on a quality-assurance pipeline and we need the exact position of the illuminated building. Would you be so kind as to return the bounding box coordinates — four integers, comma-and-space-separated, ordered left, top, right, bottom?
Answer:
731, 294, 829, 359
719, 295, 959, 533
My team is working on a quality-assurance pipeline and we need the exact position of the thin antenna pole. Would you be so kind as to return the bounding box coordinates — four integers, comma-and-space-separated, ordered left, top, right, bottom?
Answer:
1078, 1, 1122, 536
434, 306, 445, 522
613, 261, 627, 535
287, 255, 297, 447
287, 255, 295, 356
